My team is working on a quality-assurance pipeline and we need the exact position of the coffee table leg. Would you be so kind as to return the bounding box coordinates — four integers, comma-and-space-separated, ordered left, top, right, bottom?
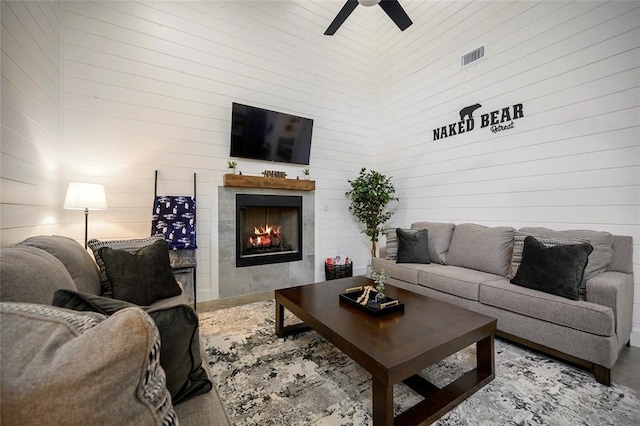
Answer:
372, 378, 393, 426
275, 298, 285, 338
477, 334, 495, 377
274, 296, 311, 337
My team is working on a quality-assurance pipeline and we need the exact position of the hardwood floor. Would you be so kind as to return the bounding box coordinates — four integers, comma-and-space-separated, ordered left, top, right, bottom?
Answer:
196, 291, 273, 312
613, 344, 640, 392
196, 291, 640, 393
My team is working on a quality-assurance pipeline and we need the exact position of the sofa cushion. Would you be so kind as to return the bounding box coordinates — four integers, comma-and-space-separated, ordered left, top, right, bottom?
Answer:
446, 224, 515, 276
88, 235, 166, 297
411, 222, 455, 264
396, 228, 430, 264
98, 240, 182, 306
18, 235, 101, 295
52, 290, 212, 404
510, 236, 593, 301
0, 246, 76, 304
506, 231, 589, 280
519, 227, 614, 284
0, 302, 177, 425
417, 265, 502, 301
479, 279, 615, 336
371, 257, 419, 284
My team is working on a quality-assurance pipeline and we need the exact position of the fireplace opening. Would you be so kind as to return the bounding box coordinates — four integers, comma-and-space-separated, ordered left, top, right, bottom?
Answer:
236, 194, 302, 267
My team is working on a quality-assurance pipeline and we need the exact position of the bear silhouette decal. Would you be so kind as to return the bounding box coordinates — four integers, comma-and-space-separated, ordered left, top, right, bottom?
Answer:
459, 103, 482, 121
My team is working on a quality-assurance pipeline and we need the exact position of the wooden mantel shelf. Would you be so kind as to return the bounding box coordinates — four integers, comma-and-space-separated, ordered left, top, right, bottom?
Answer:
223, 174, 315, 191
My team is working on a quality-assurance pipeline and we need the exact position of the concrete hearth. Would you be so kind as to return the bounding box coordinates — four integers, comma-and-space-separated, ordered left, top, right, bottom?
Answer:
218, 186, 315, 298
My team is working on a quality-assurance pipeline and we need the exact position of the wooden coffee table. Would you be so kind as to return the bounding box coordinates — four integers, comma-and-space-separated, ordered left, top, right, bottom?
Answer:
275, 276, 496, 426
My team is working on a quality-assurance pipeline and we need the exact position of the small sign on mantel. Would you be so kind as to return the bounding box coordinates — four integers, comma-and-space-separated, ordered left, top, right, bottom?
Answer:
263, 170, 287, 178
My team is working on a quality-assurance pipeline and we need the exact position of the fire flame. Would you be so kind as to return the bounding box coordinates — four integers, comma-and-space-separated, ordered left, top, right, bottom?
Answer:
247, 224, 282, 248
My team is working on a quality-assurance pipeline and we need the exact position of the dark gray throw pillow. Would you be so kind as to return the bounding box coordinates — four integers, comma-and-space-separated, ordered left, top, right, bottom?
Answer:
510, 236, 593, 300
52, 290, 212, 405
98, 240, 181, 306
396, 228, 430, 264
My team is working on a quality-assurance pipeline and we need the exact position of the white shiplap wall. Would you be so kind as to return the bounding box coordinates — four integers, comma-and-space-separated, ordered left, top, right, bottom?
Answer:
61, 1, 381, 300
3, 1, 638, 346
374, 1, 640, 346
1, 0, 62, 246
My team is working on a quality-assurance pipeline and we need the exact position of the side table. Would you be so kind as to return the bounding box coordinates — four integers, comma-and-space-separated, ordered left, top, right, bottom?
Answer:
169, 249, 197, 310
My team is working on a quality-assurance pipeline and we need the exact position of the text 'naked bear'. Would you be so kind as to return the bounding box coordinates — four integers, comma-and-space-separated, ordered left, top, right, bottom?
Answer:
433, 103, 524, 140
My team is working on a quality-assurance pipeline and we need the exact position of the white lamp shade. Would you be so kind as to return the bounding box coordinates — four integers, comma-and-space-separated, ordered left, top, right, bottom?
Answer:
64, 182, 107, 210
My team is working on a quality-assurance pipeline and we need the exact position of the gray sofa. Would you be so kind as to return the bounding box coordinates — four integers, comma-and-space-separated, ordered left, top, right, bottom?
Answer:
372, 222, 634, 385
0, 235, 230, 425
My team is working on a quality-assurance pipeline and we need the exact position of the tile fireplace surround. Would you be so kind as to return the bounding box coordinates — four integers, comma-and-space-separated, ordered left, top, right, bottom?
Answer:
218, 186, 315, 298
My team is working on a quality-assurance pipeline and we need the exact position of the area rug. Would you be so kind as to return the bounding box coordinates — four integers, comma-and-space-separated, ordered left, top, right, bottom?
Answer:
199, 300, 639, 425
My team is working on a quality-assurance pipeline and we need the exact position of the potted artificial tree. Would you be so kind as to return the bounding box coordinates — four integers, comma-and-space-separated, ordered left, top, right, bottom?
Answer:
345, 167, 398, 258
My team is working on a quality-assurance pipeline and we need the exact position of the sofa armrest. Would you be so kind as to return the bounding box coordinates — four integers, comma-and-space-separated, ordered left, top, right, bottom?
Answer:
586, 271, 634, 344
379, 246, 387, 259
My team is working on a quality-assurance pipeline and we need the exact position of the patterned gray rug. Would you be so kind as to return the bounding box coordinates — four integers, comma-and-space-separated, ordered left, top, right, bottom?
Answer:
199, 300, 639, 425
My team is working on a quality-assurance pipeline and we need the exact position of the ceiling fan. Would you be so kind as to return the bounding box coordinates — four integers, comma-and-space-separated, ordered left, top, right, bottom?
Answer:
324, 0, 413, 36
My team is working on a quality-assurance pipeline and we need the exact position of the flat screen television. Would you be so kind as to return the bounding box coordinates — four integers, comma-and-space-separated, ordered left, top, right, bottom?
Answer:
230, 102, 314, 166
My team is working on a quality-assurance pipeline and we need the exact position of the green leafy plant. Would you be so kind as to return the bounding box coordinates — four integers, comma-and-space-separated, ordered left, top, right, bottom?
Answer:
227, 161, 237, 169
302, 168, 310, 176
345, 167, 398, 258
371, 267, 389, 293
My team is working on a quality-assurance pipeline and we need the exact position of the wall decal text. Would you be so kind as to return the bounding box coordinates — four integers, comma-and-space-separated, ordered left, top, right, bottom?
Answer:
433, 103, 524, 140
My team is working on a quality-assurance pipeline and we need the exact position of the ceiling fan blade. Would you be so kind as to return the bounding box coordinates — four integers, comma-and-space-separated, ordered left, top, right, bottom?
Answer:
324, 0, 359, 35
379, 0, 413, 31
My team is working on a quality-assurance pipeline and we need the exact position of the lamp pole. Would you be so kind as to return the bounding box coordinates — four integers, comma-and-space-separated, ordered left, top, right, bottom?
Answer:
84, 207, 89, 249
63, 182, 107, 250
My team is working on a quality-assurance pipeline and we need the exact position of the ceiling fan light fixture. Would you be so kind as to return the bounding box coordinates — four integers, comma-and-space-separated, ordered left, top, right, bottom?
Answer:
358, 0, 381, 7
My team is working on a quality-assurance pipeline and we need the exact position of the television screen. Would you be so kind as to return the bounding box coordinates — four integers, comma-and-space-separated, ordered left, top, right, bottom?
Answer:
230, 103, 314, 166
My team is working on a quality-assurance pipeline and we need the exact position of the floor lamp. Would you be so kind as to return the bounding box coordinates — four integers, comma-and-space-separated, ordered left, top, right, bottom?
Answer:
64, 182, 107, 249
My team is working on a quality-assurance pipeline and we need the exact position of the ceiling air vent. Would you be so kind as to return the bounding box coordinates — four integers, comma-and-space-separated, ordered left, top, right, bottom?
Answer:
460, 45, 485, 68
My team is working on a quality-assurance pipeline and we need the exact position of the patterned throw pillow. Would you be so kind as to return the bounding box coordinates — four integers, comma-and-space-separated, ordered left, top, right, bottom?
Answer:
507, 232, 590, 297
88, 235, 165, 297
0, 302, 177, 425
384, 227, 399, 260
